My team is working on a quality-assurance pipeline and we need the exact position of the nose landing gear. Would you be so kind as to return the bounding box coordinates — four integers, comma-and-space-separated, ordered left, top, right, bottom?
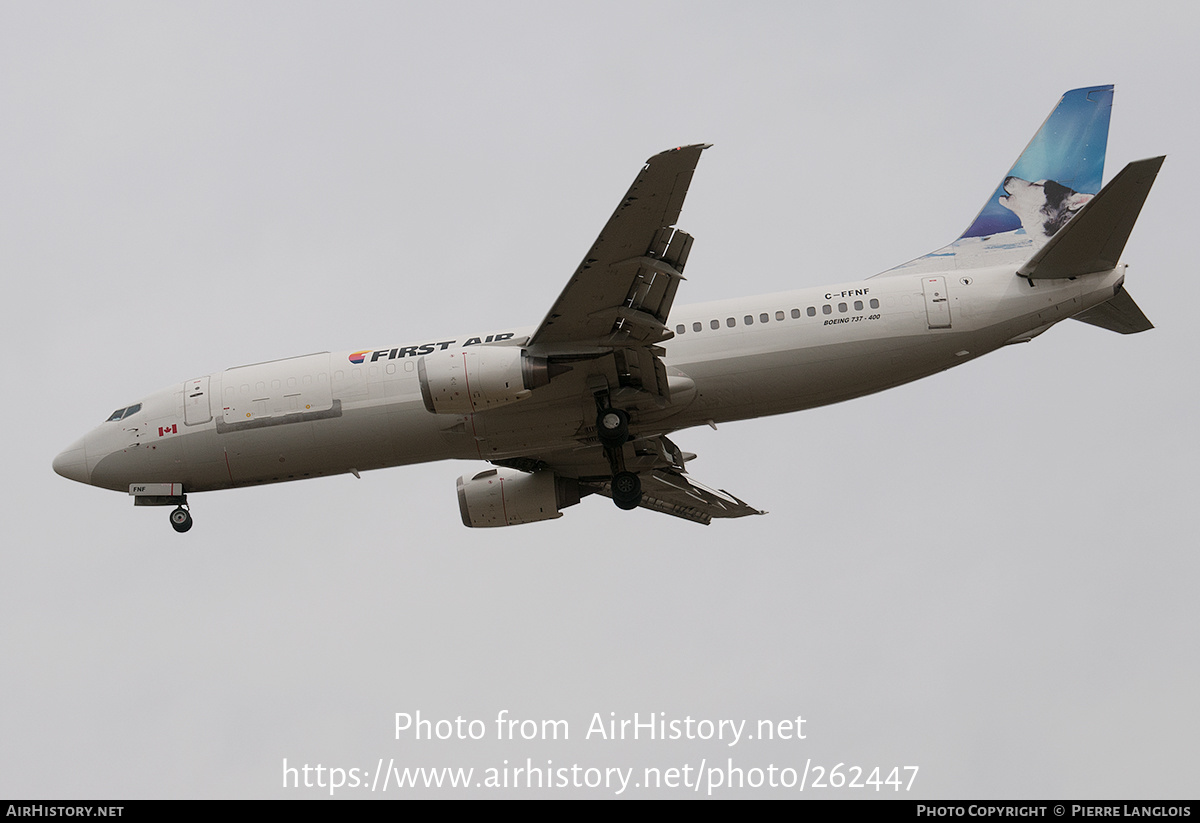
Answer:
169, 506, 193, 533
129, 484, 192, 533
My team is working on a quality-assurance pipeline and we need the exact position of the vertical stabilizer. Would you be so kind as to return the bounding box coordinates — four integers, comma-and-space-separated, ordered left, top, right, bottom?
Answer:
961, 85, 1113, 240
877, 85, 1115, 278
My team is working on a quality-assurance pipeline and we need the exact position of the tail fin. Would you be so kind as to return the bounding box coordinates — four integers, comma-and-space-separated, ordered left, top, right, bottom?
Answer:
961, 85, 1113, 240
877, 85, 1115, 278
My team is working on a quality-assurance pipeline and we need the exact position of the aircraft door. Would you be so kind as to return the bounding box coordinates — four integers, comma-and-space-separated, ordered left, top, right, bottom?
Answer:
922, 276, 951, 329
184, 376, 212, 425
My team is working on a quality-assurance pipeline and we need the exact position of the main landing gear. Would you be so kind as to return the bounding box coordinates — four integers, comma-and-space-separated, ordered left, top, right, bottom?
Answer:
596, 400, 642, 511
611, 470, 641, 510
597, 407, 630, 448
169, 506, 193, 533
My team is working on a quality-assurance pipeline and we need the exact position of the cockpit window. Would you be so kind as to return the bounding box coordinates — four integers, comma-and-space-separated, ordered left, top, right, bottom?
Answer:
105, 403, 142, 422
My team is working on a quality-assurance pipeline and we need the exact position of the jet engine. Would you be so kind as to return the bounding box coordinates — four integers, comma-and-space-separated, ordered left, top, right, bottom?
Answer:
456, 468, 582, 527
418, 348, 557, 415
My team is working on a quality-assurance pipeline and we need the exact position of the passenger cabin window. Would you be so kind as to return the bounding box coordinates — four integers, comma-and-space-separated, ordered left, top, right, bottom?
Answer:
760, 313, 769, 323
870, 298, 880, 309
726, 317, 735, 328
676, 324, 686, 335
744, 315, 753, 325
838, 302, 848, 313
693, 321, 702, 332
854, 300, 863, 311
822, 305, 832, 315
807, 307, 816, 317
710, 319, 719, 330
775, 311, 785, 321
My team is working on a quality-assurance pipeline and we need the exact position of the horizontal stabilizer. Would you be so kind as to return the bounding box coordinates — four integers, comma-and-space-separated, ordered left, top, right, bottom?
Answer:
1018, 157, 1164, 279
1071, 288, 1154, 334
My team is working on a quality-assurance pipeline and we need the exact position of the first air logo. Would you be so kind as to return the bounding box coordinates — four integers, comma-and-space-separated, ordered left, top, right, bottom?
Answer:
348, 333, 516, 364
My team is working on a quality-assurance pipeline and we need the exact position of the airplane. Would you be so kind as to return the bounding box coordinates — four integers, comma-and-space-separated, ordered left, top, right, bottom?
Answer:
53, 85, 1162, 532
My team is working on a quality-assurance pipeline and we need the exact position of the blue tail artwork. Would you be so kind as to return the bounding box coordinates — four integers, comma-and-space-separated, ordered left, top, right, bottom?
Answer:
884, 85, 1119, 275
962, 85, 1113, 240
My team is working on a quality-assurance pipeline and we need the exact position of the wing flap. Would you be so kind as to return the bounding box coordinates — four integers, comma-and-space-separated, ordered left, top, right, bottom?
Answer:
586, 469, 764, 525
494, 434, 765, 525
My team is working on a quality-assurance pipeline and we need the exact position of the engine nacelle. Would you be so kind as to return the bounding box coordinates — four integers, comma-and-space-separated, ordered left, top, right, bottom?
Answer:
456, 468, 581, 528
418, 347, 552, 414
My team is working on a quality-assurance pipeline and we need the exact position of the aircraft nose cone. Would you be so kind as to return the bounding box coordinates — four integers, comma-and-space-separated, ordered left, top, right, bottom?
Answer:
53, 438, 89, 485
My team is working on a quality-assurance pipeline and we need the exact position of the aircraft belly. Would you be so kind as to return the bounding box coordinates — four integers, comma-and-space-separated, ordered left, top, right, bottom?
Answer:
90, 397, 458, 493
669, 326, 1014, 426
215, 398, 453, 488
89, 432, 214, 493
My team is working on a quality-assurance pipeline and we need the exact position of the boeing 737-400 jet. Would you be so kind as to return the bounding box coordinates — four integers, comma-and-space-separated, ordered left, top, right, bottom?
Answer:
53, 86, 1162, 532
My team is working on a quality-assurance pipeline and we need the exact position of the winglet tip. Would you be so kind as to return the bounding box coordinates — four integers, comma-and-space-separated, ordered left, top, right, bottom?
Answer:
649, 143, 712, 162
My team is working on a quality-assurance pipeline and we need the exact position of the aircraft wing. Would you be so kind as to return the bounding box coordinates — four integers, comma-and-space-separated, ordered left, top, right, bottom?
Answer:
584, 469, 764, 525
528, 144, 710, 373
495, 433, 764, 525
498, 145, 764, 525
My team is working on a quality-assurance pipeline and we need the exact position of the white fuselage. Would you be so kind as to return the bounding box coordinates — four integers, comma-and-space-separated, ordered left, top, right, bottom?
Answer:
53, 265, 1124, 496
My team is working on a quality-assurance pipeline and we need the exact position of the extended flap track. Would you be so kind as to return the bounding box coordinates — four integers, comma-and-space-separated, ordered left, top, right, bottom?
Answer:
609, 228, 693, 346
612, 347, 670, 399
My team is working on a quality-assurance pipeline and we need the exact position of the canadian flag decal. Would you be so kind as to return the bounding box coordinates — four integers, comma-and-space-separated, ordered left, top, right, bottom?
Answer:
158, 424, 178, 437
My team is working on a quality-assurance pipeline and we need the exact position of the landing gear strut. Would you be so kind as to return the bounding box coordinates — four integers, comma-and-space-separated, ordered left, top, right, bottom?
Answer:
595, 396, 641, 510
169, 506, 193, 533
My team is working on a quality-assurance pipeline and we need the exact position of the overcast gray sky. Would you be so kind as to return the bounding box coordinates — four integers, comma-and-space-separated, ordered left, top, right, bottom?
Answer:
3, 1, 1197, 798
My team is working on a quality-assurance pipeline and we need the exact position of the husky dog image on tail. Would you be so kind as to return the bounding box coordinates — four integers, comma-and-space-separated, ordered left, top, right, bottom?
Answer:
1000, 176, 1094, 238
889, 85, 1116, 272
